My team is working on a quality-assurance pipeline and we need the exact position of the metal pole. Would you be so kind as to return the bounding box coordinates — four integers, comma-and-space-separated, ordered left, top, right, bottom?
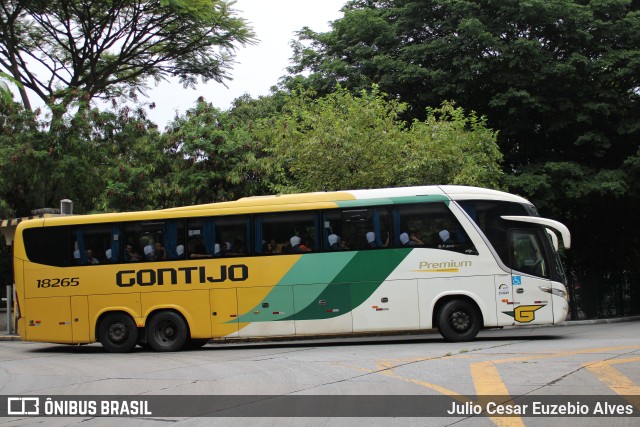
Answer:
5, 284, 12, 335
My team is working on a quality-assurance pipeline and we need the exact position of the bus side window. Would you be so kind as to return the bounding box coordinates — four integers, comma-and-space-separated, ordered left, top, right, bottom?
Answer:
163, 220, 184, 260
187, 218, 216, 258
23, 226, 71, 267
73, 224, 114, 265
394, 203, 477, 254
321, 207, 390, 251
123, 222, 163, 262
216, 216, 250, 256
257, 211, 318, 254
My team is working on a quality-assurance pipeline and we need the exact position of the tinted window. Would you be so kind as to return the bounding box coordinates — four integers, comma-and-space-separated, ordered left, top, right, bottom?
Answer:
321, 207, 390, 251
122, 220, 185, 262
187, 216, 249, 258
510, 229, 550, 278
72, 224, 115, 265
459, 200, 531, 264
394, 203, 476, 254
256, 211, 317, 254
23, 226, 71, 267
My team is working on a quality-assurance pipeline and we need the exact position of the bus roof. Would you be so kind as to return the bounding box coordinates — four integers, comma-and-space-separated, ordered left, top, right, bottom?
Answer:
166, 185, 531, 211
12, 185, 532, 229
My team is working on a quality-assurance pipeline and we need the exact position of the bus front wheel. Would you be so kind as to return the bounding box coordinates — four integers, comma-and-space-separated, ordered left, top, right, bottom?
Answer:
437, 299, 481, 342
98, 313, 138, 353
145, 311, 188, 352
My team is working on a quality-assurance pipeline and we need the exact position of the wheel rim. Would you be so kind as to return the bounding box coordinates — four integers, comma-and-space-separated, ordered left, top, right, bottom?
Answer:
450, 310, 472, 332
108, 321, 130, 344
155, 319, 177, 343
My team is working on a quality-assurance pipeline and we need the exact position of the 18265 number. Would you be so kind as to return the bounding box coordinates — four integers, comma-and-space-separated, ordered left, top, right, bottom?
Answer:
37, 278, 79, 288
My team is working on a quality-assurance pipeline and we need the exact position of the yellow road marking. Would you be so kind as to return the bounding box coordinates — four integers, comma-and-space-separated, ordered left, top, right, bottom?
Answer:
334, 346, 640, 426
377, 360, 466, 397
467, 347, 640, 427
469, 361, 525, 427
585, 357, 640, 410
378, 359, 524, 427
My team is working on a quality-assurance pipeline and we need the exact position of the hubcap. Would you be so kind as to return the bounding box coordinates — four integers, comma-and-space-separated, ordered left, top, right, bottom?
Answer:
450, 310, 471, 332
109, 322, 128, 343
158, 321, 176, 342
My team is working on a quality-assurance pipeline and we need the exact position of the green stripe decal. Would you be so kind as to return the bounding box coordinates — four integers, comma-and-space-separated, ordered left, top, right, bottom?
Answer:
235, 252, 356, 323
387, 195, 449, 205
336, 199, 393, 208
287, 249, 412, 321
275, 252, 357, 287
336, 195, 449, 208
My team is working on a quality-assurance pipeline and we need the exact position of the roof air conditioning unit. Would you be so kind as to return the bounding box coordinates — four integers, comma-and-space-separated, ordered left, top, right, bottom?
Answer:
60, 199, 73, 215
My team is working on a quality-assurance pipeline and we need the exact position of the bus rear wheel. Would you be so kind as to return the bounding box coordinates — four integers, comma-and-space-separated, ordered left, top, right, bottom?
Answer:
145, 311, 188, 352
437, 299, 481, 342
98, 313, 138, 353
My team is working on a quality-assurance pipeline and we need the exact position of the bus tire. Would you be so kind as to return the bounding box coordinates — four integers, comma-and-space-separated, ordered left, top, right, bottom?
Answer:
98, 312, 138, 353
145, 311, 188, 352
437, 299, 481, 342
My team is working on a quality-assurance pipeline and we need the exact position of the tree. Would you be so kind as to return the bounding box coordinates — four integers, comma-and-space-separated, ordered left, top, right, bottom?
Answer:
1, 0, 255, 211
0, 100, 164, 215
255, 86, 502, 193
85, 106, 169, 212
0, 71, 15, 106
0, 0, 255, 117
160, 98, 266, 206
285, 0, 640, 318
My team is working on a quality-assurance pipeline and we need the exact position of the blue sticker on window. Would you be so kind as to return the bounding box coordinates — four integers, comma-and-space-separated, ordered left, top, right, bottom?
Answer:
512, 275, 522, 285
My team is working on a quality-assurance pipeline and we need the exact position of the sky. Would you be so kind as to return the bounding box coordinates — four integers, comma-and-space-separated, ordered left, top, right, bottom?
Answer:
144, 0, 346, 127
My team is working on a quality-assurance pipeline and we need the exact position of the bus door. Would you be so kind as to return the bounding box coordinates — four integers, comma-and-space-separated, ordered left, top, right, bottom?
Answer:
508, 229, 554, 325
210, 288, 239, 338
71, 296, 90, 342
24, 297, 74, 343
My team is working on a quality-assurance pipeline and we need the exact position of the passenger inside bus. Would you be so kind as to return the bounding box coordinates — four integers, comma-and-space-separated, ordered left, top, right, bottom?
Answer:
438, 229, 456, 248
143, 240, 154, 261
175, 245, 185, 259
124, 244, 143, 262
86, 250, 99, 264
399, 232, 424, 246
154, 242, 167, 261
328, 233, 340, 250
366, 231, 390, 248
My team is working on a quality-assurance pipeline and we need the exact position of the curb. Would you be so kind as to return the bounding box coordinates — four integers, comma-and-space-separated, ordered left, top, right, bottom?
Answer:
501, 315, 640, 330
2, 316, 639, 343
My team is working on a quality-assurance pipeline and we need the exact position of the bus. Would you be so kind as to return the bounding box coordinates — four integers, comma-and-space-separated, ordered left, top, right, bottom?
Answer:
12, 185, 571, 352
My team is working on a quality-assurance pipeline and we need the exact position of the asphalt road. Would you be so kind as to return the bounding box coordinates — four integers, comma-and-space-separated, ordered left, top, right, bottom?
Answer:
0, 320, 639, 426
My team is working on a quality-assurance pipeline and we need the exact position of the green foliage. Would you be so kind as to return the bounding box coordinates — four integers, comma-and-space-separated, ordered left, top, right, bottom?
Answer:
161, 99, 266, 205
406, 104, 503, 188
86, 107, 168, 212
0, 102, 161, 215
255, 86, 502, 193
286, 0, 640, 174
0, 0, 255, 117
0, 106, 61, 216
258, 86, 406, 192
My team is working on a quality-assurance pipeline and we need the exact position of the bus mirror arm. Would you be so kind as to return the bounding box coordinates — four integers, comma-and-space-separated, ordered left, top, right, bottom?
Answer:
501, 216, 571, 249
546, 228, 559, 251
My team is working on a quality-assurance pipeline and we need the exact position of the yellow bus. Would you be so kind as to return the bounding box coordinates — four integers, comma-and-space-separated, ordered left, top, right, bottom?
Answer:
12, 186, 571, 352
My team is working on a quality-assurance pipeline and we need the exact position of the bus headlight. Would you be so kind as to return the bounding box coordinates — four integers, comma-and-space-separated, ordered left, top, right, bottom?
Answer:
539, 286, 568, 301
